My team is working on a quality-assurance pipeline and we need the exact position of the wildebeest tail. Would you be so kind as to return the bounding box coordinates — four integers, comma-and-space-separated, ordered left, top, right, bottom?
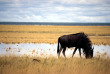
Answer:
57, 38, 60, 54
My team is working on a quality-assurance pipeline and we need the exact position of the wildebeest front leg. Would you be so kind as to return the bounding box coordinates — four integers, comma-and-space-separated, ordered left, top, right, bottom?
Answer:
58, 47, 63, 58
78, 48, 81, 58
62, 47, 66, 58
72, 47, 77, 58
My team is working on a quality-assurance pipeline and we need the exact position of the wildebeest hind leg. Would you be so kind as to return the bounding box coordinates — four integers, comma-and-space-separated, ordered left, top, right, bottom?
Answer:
72, 47, 77, 58
58, 47, 62, 58
62, 47, 66, 58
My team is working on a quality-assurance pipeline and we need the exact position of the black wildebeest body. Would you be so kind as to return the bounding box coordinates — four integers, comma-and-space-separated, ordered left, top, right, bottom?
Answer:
57, 32, 93, 59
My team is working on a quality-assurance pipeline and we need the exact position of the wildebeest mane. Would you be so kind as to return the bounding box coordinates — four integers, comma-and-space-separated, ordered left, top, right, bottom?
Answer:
77, 32, 92, 55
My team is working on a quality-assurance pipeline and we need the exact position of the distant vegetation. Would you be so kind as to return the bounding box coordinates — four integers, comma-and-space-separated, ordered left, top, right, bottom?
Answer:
0, 25, 110, 45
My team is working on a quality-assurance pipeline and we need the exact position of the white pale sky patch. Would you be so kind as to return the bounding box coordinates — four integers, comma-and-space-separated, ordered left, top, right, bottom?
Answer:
0, 0, 110, 22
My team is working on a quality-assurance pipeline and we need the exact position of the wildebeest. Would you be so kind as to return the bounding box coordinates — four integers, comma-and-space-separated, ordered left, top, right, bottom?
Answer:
57, 32, 93, 59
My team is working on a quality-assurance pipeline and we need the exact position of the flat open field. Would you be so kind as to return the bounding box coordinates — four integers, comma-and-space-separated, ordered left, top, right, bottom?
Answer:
0, 25, 110, 45
0, 56, 110, 74
0, 25, 110, 74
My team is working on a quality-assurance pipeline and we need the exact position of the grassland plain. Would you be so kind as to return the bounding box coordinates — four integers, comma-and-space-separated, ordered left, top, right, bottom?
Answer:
0, 56, 110, 74
0, 25, 110, 44
0, 25, 110, 74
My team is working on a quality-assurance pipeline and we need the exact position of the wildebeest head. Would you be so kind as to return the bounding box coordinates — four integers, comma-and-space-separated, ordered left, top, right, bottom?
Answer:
86, 46, 94, 59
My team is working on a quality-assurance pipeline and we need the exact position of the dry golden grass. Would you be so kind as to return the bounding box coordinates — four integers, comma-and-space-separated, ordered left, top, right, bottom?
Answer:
0, 25, 110, 44
0, 56, 110, 74
0, 25, 110, 74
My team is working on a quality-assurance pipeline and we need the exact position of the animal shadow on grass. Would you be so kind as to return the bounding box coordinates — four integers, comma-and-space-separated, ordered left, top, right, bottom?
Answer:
33, 59, 41, 63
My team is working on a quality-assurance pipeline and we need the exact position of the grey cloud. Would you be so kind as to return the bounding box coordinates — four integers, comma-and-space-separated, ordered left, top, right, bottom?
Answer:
0, 0, 110, 22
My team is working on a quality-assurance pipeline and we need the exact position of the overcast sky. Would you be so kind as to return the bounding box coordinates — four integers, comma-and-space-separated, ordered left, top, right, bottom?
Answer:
0, 0, 110, 22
